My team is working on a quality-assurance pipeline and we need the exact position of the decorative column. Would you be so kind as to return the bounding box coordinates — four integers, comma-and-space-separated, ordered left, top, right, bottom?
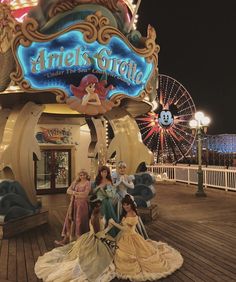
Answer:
0, 102, 44, 205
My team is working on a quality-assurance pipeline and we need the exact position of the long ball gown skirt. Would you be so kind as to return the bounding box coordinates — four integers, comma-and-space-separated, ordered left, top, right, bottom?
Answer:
114, 216, 184, 281
35, 219, 115, 282
95, 184, 118, 237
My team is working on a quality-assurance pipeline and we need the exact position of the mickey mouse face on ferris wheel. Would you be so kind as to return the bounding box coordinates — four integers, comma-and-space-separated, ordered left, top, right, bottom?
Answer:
136, 74, 196, 164
158, 110, 174, 128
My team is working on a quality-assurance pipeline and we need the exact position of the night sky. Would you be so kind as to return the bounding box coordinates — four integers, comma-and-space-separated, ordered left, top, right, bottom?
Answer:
137, 1, 235, 134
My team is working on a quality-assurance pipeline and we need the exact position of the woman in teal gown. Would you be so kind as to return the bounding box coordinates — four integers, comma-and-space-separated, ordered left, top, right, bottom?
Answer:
93, 166, 118, 236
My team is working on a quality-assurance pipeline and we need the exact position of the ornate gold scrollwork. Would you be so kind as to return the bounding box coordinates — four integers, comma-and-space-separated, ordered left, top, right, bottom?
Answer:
86, 11, 110, 30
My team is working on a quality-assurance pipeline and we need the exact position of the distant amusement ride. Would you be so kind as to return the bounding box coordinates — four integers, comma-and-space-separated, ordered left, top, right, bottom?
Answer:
136, 74, 196, 163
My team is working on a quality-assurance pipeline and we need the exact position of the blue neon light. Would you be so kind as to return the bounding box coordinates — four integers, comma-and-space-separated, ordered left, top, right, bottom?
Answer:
17, 30, 154, 99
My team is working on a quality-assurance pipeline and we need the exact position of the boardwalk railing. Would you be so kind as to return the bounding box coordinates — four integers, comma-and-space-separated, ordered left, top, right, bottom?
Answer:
147, 165, 236, 192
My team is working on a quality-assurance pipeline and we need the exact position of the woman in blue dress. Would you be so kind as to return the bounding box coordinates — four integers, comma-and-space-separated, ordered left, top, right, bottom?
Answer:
112, 161, 149, 239
93, 166, 118, 236
112, 161, 135, 222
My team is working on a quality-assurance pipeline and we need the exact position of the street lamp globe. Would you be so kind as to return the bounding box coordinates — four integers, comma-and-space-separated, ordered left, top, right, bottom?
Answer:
195, 111, 204, 122
202, 116, 210, 126
189, 119, 198, 129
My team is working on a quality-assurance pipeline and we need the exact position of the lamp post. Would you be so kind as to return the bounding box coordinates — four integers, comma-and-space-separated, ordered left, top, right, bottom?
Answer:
190, 111, 210, 197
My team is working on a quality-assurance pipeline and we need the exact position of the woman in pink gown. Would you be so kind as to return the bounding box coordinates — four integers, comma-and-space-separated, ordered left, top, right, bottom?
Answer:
55, 170, 91, 245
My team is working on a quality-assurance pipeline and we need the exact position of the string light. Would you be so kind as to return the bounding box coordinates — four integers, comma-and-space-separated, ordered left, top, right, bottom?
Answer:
105, 119, 109, 148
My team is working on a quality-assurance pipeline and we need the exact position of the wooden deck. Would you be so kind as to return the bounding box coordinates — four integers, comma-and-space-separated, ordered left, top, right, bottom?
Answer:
1, 183, 236, 282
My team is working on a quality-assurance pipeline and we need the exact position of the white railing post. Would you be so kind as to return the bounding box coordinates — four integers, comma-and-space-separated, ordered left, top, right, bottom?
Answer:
204, 169, 207, 188
187, 168, 190, 185
225, 170, 228, 192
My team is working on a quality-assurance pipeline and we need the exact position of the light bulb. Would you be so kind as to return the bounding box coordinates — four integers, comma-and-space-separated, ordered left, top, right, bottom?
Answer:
195, 111, 204, 121
202, 116, 210, 126
189, 119, 197, 128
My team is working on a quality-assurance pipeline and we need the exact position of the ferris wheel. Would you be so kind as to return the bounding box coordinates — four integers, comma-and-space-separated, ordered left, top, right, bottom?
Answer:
136, 74, 196, 163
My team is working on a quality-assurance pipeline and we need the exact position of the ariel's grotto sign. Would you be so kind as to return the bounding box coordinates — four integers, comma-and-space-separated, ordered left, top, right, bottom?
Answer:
12, 15, 158, 115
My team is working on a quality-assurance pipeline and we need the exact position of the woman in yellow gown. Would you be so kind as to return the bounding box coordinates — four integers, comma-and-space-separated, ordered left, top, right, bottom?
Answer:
109, 195, 183, 281
35, 196, 116, 282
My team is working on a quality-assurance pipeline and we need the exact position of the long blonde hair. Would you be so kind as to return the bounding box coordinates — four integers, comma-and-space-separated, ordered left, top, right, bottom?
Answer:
76, 170, 90, 182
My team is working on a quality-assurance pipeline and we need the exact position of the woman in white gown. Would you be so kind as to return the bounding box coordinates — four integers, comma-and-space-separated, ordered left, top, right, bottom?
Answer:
35, 196, 116, 282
